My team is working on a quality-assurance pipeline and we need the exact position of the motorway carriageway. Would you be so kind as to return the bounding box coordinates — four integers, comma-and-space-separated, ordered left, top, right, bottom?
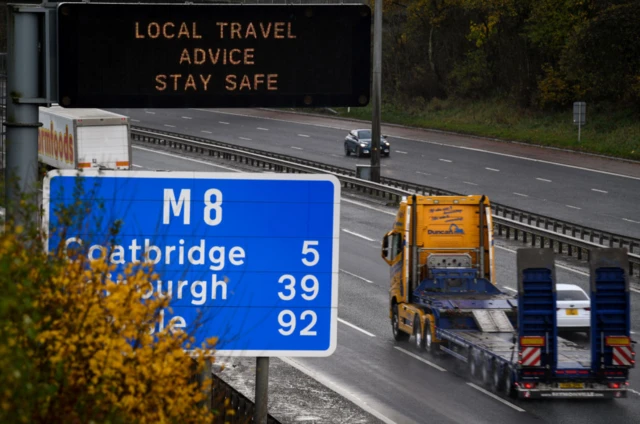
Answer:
132, 143, 640, 424
115, 107, 640, 240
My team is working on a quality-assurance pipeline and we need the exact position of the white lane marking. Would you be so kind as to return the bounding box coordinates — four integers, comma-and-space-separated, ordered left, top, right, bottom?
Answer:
486, 167, 500, 172
192, 109, 640, 181
219, 121, 229, 125
338, 318, 376, 337
440, 159, 452, 163
628, 388, 640, 397
132, 164, 143, 168
395, 150, 408, 154
131, 119, 140, 123
513, 192, 528, 197
502, 286, 517, 292
257, 127, 269, 131
164, 124, 175, 128
330, 154, 342, 158
145, 111, 155, 114
181, 116, 192, 120
298, 134, 310, 138
416, 171, 431, 176
340, 269, 373, 284
132, 145, 240, 172
463, 181, 478, 186
342, 229, 375, 241
291, 146, 303, 150
239, 137, 252, 141
394, 347, 447, 372
536, 178, 552, 182
201, 130, 212, 134
342, 198, 396, 216
467, 383, 525, 412
565, 205, 581, 210
279, 358, 398, 424
592, 188, 608, 194
623, 218, 640, 224
556, 264, 588, 277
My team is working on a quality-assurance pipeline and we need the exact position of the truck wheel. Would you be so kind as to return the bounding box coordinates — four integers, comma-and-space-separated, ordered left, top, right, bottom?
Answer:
392, 305, 410, 342
414, 316, 424, 350
424, 318, 438, 355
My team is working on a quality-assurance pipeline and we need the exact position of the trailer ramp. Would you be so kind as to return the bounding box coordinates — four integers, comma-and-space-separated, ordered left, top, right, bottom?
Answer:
472, 310, 514, 333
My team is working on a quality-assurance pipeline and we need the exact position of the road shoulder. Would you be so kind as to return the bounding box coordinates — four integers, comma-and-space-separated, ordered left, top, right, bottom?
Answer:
214, 357, 384, 424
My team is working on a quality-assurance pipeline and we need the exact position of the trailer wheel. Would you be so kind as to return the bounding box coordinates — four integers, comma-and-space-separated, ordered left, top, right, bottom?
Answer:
392, 304, 409, 342
480, 356, 492, 386
468, 349, 479, 378
492, 363, 504, 392
414, 316, 424, 350
503, 366, 516, 398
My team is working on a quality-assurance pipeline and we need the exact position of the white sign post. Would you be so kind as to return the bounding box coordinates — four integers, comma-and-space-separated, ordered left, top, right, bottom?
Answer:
573, 101, 586, 143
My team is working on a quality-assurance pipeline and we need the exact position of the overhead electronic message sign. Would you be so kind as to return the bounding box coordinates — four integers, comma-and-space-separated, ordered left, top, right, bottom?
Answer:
44, 171, 340, 357
57, 3, 371, 108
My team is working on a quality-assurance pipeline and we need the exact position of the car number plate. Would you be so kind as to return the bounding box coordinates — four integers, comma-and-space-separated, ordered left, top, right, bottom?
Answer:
559, 382, 584, 389
565, 309, 578, 315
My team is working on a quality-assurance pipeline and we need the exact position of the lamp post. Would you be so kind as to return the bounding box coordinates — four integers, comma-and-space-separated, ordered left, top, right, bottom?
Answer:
370, 0, 382, 183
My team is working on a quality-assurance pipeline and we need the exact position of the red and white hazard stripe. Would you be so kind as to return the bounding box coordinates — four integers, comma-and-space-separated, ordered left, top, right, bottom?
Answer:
521, 346, 541, 366
612, 346, 634, 366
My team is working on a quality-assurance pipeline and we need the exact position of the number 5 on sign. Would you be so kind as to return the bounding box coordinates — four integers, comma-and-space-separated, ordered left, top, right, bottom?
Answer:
302, 240, 319, 266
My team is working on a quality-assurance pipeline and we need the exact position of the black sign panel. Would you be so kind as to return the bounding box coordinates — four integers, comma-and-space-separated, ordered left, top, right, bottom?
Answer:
57, 4, 371, 108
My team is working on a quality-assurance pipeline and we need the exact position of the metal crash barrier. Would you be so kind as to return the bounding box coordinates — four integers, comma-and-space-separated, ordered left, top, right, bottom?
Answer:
211, 373, 281, 424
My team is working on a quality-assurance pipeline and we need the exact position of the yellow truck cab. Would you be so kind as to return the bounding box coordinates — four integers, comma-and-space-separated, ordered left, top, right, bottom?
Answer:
382, 194, 495, 347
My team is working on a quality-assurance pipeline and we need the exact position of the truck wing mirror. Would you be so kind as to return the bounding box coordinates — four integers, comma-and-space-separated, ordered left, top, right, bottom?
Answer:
381, 231, 394, 265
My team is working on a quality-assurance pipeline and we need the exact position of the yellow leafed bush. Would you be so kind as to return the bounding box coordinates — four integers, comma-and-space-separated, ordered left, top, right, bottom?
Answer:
0, 221, 216, 424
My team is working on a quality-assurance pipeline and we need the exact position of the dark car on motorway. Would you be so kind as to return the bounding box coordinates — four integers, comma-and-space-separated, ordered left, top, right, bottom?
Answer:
344, 129, 391, 157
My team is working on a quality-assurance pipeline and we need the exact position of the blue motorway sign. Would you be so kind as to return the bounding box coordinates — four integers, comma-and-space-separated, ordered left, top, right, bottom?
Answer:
43, 170, 340, 357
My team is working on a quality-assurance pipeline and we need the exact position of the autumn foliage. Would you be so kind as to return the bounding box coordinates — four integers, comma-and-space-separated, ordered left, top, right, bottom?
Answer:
381, 0, 640, 108
0, 218, 216, 423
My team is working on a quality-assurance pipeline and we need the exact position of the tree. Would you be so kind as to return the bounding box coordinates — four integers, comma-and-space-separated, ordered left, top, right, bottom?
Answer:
529, 0, 640, 107
567, 2, 640, 104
